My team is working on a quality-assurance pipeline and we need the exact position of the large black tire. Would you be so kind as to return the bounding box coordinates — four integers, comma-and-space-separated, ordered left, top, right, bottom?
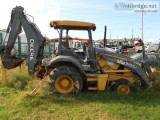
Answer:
49, 66, 83, 96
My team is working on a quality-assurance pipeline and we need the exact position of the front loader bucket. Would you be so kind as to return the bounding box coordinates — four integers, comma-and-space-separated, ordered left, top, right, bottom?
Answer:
1, 54, 24, 69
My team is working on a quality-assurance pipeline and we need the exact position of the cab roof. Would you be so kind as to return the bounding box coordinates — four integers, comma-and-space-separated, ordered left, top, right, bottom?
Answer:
50, 20, 96, 31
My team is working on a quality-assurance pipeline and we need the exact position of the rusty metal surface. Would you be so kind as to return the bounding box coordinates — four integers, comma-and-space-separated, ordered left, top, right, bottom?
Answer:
1, 54, 24, 69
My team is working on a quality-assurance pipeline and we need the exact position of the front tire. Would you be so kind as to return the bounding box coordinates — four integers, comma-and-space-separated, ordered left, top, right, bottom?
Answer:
49, 66, 83, 96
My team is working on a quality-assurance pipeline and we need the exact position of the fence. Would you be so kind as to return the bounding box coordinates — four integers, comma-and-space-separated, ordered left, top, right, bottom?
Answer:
14, 38, 56, 61
0, 33, 56, 85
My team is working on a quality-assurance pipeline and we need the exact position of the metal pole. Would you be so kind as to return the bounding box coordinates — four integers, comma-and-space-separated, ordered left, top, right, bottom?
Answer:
53, 40, 56, 55
58, 27, 63, 55
142, 6, 145, 60
18, 36, 22, 69
104, 26, 107, 48
48, 41, 51, 57
0, 33, 2, 45
110, 29, 111, 41
142, 10, 143, 42
18, 36, 21, 58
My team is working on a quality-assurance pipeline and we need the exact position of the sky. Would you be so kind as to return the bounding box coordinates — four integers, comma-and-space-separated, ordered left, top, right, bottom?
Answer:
0, 0, 160, 43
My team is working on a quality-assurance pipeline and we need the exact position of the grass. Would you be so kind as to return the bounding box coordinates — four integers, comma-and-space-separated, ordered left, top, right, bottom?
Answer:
0, 84, 160, 120
7, 72, 32, 90
0, 67, 160, 120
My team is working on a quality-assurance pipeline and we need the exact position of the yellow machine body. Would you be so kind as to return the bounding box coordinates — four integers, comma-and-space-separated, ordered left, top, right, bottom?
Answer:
86, 53, 135, 91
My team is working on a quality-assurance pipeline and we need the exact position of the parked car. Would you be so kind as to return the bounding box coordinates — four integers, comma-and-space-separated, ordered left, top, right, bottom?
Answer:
111, 47, 118, 52
94, 43, 116, 52
130, 53, 160, 66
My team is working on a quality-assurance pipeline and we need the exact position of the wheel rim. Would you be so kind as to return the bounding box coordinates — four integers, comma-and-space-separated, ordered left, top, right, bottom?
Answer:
117, 84, 130, 94
55, 75, 74, 94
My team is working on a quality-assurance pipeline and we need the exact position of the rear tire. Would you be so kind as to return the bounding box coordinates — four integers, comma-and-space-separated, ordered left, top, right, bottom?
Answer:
49, 66, 83, 96
113, 80, 133, 94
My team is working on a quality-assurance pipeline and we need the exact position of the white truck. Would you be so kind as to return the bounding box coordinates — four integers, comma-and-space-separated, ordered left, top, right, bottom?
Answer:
146, 42, 160, 53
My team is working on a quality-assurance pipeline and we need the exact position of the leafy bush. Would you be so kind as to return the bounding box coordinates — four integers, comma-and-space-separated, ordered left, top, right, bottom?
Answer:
150, 71, 160, 90
7, 72, 32, 90
150, 60, 160, 91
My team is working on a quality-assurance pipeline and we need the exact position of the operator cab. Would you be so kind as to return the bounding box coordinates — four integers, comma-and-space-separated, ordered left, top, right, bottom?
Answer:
50, 20, 96, 71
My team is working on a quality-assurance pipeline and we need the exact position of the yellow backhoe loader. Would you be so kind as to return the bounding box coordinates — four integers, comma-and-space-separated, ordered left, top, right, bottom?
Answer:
0, 6, 151, 96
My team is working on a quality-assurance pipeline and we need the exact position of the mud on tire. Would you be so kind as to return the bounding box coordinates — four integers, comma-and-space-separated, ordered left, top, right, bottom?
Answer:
49, 66, 83, 96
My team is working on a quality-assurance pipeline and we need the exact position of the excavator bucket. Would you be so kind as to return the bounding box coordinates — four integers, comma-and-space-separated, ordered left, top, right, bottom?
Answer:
1, 54, 24, 69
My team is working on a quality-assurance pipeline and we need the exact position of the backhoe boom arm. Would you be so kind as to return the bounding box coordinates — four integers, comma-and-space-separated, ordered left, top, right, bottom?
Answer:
0, 6, 46, 76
